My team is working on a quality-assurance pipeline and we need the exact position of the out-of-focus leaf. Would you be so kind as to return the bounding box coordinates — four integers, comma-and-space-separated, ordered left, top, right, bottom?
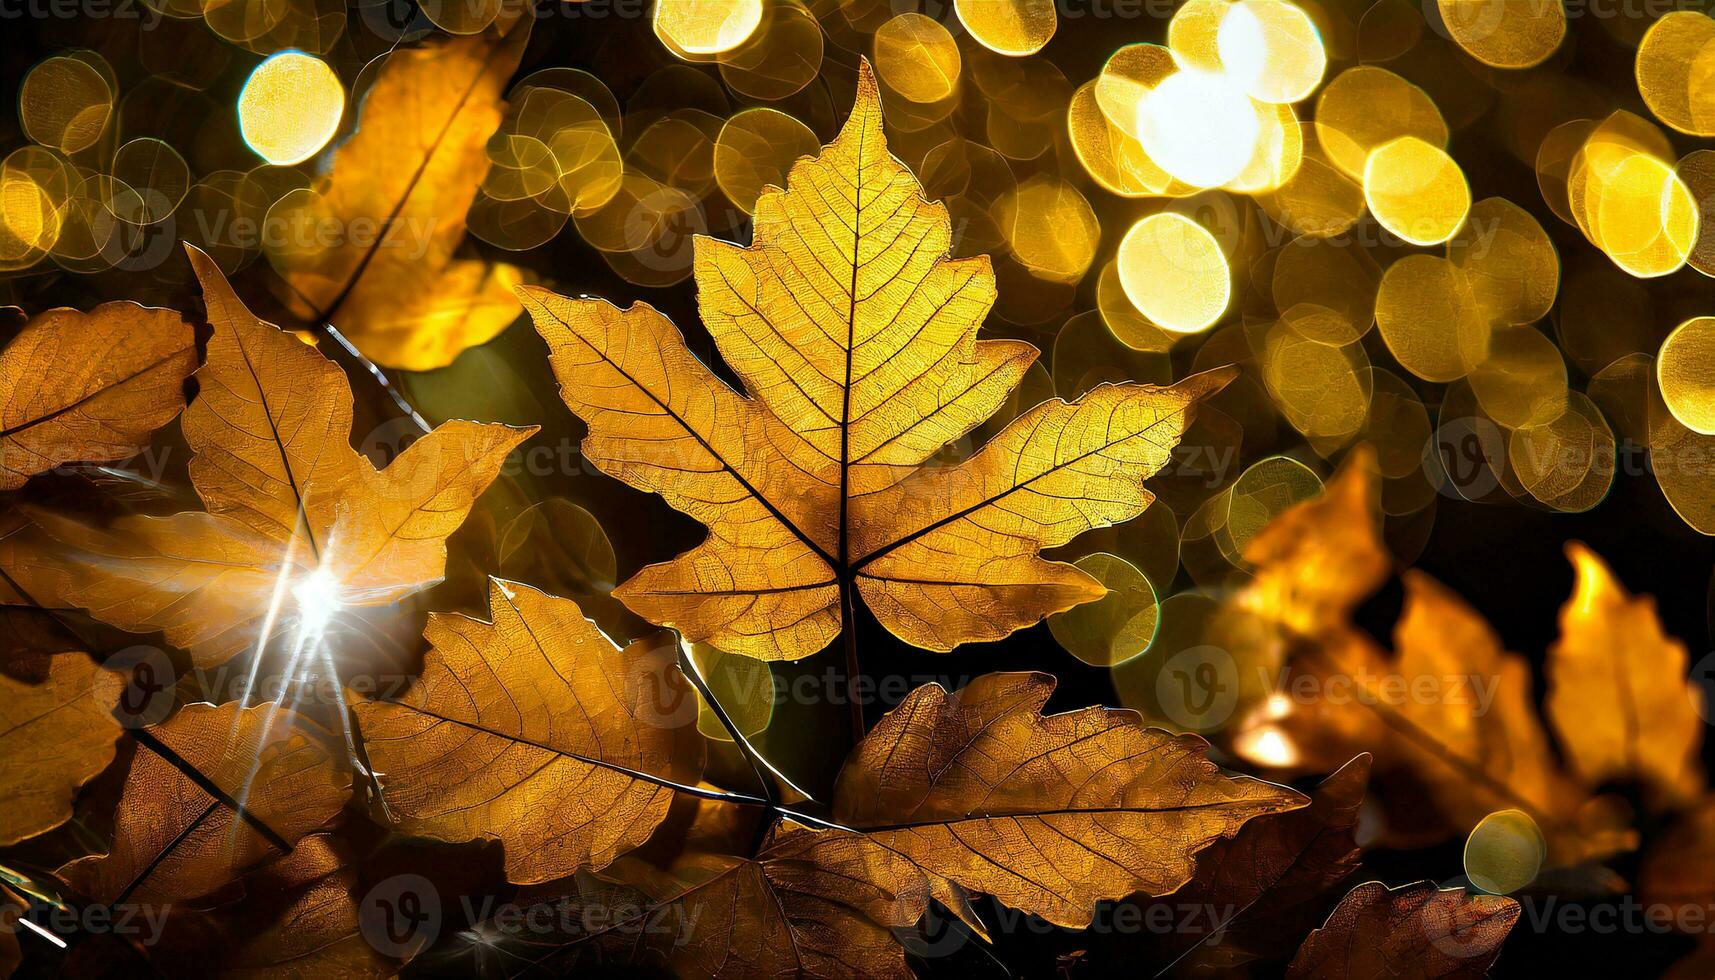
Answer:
0, 653, 122, 846
1640, 796, 1715, 936
269, 27, 530, 370
6, 249, 534, 668
1547, 542, 1705, 808
1152, 754, 1372, 975
0, 303, 195, 489
1285, 880, 1520, 980
830, 671, 1306, 929
353, 579, 703, 884
1389, 573, 1576, 831
520, 61, 1226, 660
58, 701, 349, 905
1237, 446, 1389, 637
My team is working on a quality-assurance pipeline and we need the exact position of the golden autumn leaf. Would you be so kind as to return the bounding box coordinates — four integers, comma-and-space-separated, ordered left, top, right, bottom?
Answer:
1147, 754, 1372, 975
0, 302, 195, 489
1286, 880, 1520, 980
353, 577, 704, 884
830, 671, 1306, 929
1236, 445, 1389, 638
59, 701, 349, 906
221, 833, 395, 979
1547, 542, 1705, 807
6, 247, 534, 667
0, 653, 123, 846
1387, 571, 1580, 839
267, 26, 529, 370
519, 62, 1228, 660
459, 822, 929, 979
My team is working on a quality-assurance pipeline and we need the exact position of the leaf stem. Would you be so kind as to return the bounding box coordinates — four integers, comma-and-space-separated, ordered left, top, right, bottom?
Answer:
840, 578, 864, 746
678, 644, 779, 805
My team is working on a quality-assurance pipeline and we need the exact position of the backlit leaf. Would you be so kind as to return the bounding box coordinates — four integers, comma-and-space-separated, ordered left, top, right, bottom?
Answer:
268, 26, 530, 370
353, 578, 703, 884
0, 302, 195, 489
0, 653, 123, 846
831, 671, 1306, 928
520, 62, 1225, 660
58, 701, 349, 906
1546, 542, 1705, 808
7, 248, 534, 668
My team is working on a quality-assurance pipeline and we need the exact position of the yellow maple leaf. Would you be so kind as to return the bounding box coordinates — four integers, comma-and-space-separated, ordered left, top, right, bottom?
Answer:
0, 302, 196, 489
519, 62, 1228, 660
6, 247, 534, 668
267, 25, 529, 370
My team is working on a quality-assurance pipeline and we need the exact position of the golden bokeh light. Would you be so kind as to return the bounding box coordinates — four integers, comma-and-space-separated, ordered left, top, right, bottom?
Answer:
1137, 69, 1262, 188
654, 0, 764, 56
1511, 392, 1615, 512
1116, 212, 1230, 334
956, 0, 1057, 56
714, 108, 819, 215
1216, 0, 1327, 104
1636, 11, 1715, 137
1438, 0, 1566, 69
1315, 66, 1446, 179
1096, 43, 1177, 141
19, 53, 114, 155
1047, 553, 1159, 668
1167, 0, 1230, 73
238, 51, 345, 166
1376, 254, 1491, 382
874, 13, 961, 104
1464, 809, 1546, 895
1363, 136, 1471, 246
1468, 325, 1569, 429
1658, 317, 1715, 435
1586, 152, 1698, 278
994, 176, 1099, 283
1447, 197, 1560, 326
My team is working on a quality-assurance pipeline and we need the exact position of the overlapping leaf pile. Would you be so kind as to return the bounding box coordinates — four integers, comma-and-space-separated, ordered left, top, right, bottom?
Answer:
0, 54, 1624, 980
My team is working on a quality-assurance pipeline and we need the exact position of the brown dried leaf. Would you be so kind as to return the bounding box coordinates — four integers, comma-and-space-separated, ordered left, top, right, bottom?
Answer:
1154, 754, 1372, 974
0, 302, 195, 489
1286, 880, 1520, 980
58, 701, 349, 906
831, 671, 1306, 928
222, 834, 395, 979
353, 579, 703, 884
462, 822, 928, 979
0, 653, 123, 846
